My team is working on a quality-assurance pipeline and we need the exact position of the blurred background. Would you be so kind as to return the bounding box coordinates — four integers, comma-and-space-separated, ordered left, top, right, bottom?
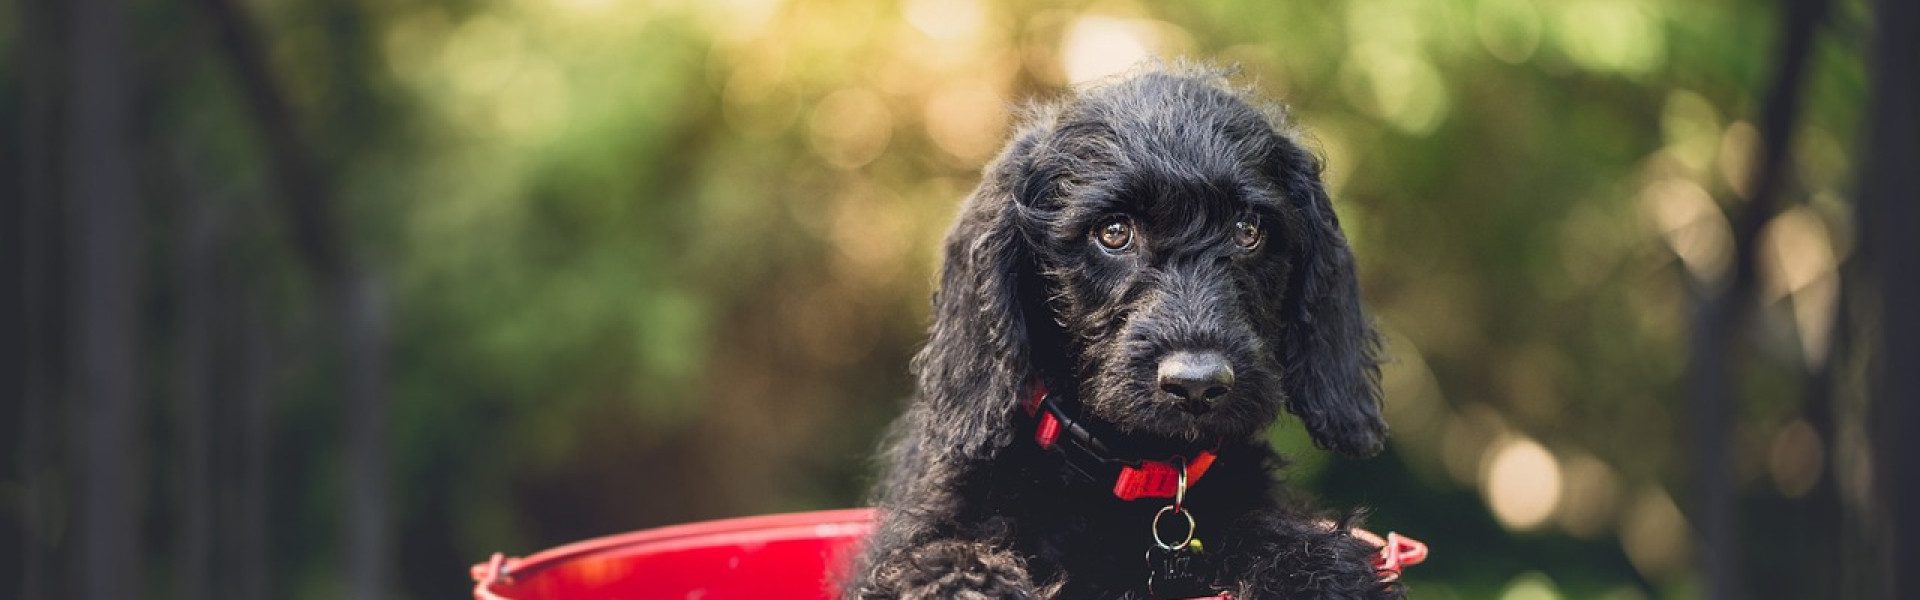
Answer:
4, 0, 1916, 598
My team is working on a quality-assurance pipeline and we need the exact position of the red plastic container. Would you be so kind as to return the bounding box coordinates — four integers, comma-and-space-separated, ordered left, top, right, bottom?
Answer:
471, 507, 1422, 600
471, 508, 875, 600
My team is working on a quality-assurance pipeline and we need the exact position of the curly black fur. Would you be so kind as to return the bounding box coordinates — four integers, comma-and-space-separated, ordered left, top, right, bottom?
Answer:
849, 64, 1398, 600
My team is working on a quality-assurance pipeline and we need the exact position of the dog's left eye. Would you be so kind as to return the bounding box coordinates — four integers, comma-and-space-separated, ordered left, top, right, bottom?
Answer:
1233, 216, 1263, 250
1094, 217, 1135, 252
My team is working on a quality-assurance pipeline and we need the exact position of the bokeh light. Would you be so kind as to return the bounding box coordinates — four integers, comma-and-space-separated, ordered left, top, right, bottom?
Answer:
1619, 486, 1692, 581
1500, 572, 1563, 600
1554, 451, 1623, 539
1476, 0, 1542, 64
1641, 177, 1733, 284
1481, 436, 1563, 532
1769, 418, 1824, 498
1059, 15, 1158, 85
809, 88, 895, 169
1761, 207, 1841, 368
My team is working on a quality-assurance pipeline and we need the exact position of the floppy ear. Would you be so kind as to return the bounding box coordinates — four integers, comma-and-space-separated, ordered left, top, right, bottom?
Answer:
1271, 139, 1387, 457
909, 119, 1053, 463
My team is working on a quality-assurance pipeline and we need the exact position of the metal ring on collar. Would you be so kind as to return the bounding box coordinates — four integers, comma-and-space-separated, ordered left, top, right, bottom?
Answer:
1152, 504, 1196, 550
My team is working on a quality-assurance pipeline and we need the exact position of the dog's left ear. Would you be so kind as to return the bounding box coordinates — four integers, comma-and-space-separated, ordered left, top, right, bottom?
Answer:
1270, 138, 1387, 457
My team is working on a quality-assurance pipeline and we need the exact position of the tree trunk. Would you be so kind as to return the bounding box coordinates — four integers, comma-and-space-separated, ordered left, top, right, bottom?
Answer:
193, 0, 392, 596
1798, 300, 1844, 596
1864, 0, 1919, 597
239, 291, 276, 600
171, 169, 216, 600
1688, 0, 1826, 596
15, 0, 70, 597
65, 0, 144, 596
344, 274, 391, 600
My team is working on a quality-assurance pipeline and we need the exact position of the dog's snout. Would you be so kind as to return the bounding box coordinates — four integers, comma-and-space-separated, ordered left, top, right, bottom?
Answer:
1156, 351, 1234, 406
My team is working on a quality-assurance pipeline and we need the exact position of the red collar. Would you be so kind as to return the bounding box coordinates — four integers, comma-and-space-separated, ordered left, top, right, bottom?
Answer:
1021, 382, 1218, 501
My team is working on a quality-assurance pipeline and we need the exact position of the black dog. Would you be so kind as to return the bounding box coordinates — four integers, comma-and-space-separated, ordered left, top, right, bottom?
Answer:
849, 65, 1399, 600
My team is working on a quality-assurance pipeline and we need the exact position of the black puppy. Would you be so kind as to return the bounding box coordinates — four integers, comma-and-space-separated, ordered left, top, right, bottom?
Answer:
850, 65, 1398, 600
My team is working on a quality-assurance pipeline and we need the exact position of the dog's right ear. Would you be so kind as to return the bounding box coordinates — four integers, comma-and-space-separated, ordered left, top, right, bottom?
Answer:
908, 117, 1055, 463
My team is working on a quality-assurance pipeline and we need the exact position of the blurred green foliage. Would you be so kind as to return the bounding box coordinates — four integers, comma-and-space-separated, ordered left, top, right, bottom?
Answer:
2, 0, 1876, 598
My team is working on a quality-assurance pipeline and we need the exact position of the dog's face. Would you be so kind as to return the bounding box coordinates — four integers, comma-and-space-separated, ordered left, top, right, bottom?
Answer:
1032, 132, 1297, 443
1025, 75, 1317, 444
912, 67, 1385, 460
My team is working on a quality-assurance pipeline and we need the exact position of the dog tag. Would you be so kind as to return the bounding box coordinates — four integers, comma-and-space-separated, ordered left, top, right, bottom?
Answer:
1146, 539, 1215, 598
1145, 462, 1217, 598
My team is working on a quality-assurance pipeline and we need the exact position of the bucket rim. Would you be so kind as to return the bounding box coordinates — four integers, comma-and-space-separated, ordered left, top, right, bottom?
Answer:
471, 507, 877, 587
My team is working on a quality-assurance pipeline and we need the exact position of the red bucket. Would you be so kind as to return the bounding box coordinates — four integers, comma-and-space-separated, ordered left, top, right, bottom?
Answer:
471, 508, 875, 600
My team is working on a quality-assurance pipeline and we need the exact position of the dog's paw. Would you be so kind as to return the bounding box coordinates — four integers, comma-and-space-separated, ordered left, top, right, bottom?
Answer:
1218, 515, 1406, 600
856, 540, 1046, 600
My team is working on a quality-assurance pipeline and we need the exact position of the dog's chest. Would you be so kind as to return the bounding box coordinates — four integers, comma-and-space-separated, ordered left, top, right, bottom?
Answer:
1011, 498, 1234, 598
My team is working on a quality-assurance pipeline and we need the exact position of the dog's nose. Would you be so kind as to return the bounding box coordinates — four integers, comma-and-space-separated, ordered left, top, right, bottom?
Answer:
1157, 351, 1234, 404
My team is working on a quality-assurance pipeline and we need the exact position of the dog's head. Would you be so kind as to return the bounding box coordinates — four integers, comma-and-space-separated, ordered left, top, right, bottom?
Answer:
912, 65, 1384, 463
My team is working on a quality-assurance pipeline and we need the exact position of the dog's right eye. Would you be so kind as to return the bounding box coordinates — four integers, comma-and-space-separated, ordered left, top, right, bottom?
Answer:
1094, 217, 1135, 252
1233, 215, 1264, 251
